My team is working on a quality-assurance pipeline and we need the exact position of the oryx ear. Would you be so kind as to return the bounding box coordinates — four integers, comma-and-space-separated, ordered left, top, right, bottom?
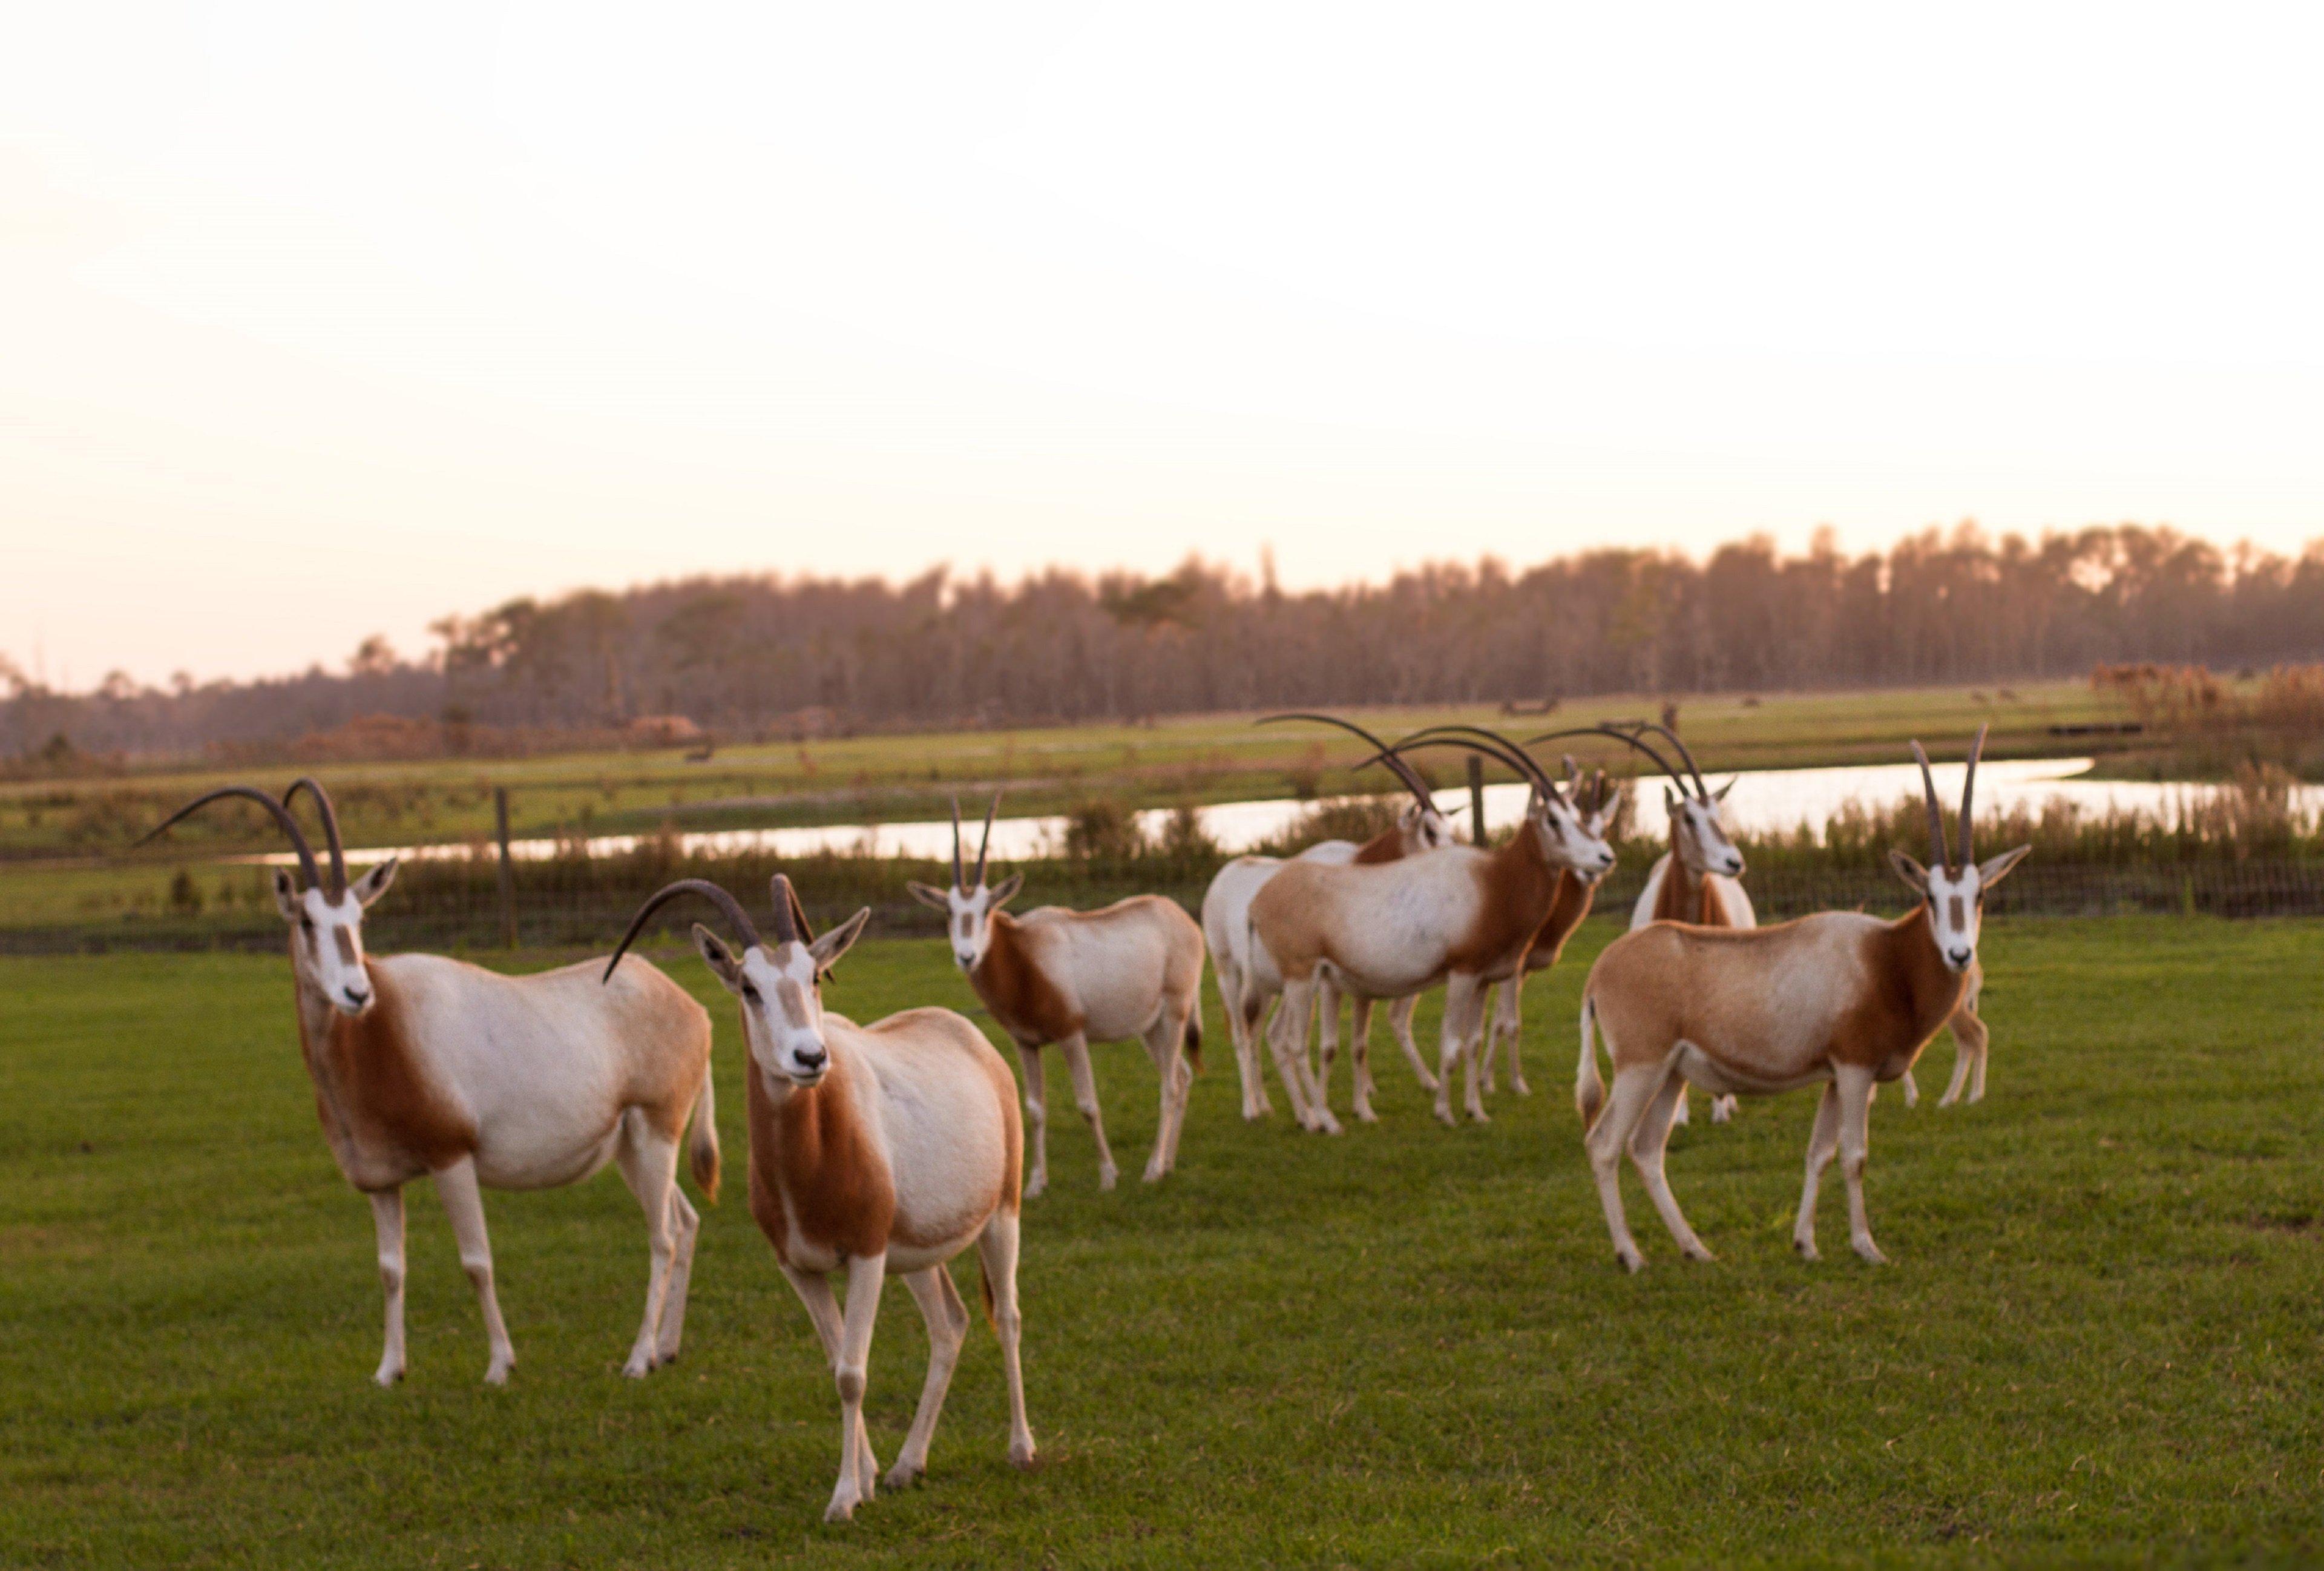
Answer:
1713, 777, 1737, 802
1977, 844, 2032, 889
989, 871, 1025, 906
809, 907, 872, 975
272, 868, 301, 922
350, 857, 398, 907
1888, 848, 1930, 892
691, 922, 743, 991
905, 880, 952, 911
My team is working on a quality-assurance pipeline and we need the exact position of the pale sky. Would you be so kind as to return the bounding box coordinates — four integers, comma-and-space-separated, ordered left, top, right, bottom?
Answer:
4, 2, 2322, 690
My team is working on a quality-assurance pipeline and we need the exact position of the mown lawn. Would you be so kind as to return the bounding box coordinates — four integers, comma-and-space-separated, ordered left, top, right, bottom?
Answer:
2, 916, 2319, 1567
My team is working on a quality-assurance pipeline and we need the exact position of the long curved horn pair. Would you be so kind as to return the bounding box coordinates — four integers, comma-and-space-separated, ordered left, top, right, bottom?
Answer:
282, 777, 348, 898
1256, 713, 1441, 811
1367, 723, 1567, 803
138, 786, 323, 891
1521, 723, 1693, 796
1908, 724, 1988, 874
603, 874, 823, 983
947, 793, 1000, 889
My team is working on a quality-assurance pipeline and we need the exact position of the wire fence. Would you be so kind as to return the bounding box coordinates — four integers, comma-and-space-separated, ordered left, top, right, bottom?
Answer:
10, 853, 2323, 958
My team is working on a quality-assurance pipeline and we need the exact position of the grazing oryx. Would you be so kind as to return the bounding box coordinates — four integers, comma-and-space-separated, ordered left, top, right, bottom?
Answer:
1205, 714, 1457, 1130
1575, 728, 2028, 1270
1472, 760, 1626, 1100
141, 780, 715, 1386
910, 796, 1206, 1194
1250, 725, 1617, 1127
607, 877, 1032, 1523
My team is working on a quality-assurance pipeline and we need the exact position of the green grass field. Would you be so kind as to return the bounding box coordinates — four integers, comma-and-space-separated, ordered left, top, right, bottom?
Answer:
5, 917, 2321, 1566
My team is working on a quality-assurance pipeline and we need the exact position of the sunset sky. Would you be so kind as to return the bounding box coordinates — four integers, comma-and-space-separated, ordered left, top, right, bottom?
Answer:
5, 2, 2322, 689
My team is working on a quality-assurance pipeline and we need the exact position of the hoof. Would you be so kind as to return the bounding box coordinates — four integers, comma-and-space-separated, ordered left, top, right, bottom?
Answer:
1097, 1167, 1120, 1192
622, 1357, 652, 1380
1793, 1237, 1820, 1262
1141, 1163, 1167, 1184
1025, 1172, 1048, 1199
1354, 1104, 1379, 1124
484, 1363, 513, 1387
1466, 1107, 1492, 1124
1510, 1079, 1532, 1098
824, 1492, 859, 1524
882, 1461, 925, 1491
373, 1364, 404, 1388
1682, 1243, 1718, 1263
1853, 1241, 1889, 1266
1616, 1250, 1646, 1274
1009, 1440, 1039, 1471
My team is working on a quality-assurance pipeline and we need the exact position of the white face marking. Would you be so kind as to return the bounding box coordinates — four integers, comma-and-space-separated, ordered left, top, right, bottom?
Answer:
294, 886, 373, 1015
1528, 792, 1617, 877
1673, 794, 1747, 879
1922, 863, 1985, 973
737, 943, 833, 1084
941, 884, 1000, 970
1399, 804, 1454, 852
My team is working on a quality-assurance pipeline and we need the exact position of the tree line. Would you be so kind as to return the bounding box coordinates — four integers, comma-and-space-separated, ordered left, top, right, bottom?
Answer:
8, 522, 2323, 762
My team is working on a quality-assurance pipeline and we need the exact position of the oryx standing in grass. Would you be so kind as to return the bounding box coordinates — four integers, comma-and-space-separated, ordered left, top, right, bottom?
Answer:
910, 796, 1206, 1194
607, 876, 1033, 1523
1575, 728, 2028, 1270
1205, 714, 1457, 1128
1472, 759, 1626, 1101
1250, 726, 1617, 1127
142, 779, 717, 1386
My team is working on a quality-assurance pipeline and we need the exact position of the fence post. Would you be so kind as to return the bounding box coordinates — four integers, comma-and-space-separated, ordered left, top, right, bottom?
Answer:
494, 787, 516, 950
1467, 755, 1486, 845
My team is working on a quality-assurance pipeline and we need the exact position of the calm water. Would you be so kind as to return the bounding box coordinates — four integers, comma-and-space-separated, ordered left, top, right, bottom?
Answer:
291, 757, 2322, 868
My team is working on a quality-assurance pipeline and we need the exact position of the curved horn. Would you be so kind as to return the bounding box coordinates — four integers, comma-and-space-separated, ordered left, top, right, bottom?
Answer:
1256, 713, 1438, 808
138, 786, 321, 891
1623, 720, 1710, 800
773, 873, 816, 946
281, 777, 347, 898
1523, 723, 1685, 788
975, 792, 999, 887
766, 873, 800, 944
949, 794, 965, 891
1958, 723, 1988, 872
603, 878, 763, 983
1369, 726, 1563, 802
1908, 741, 1951, 873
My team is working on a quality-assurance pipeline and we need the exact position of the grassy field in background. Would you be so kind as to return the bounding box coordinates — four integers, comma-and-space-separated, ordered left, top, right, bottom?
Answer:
4, 917, 2322, 1566
1, 678, 2129, 864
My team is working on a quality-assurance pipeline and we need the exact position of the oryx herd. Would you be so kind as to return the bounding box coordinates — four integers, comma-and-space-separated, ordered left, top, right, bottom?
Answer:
137, 716, 2022, 1523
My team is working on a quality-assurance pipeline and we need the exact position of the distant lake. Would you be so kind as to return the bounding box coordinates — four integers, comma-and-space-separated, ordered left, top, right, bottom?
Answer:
254, 757, 2322, 868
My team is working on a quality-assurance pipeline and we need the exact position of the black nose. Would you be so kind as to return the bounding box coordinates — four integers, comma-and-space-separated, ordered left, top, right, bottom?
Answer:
345, 988, 370, 1007
796, 1048, 827, 1070
1949, 948, 1971, 966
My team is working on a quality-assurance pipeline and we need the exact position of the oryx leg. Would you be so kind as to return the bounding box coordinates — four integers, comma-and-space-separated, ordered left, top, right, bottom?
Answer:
612, 1110, 683, 1377
1014, 1041, 1051, 1198
1792, 1081, 1842, 1260
1390, 991, 1438, 1093
1627, 1067, 1715, 1262
1059, 1032, 1121, 1188
1346, 995, 1379, 1123
1584, 1063, 1664, 1272
885, 1266, 970, 1490
1834, 1064, 1885, 1263
1433, 974, 1491, 1126
824, 1251, 887, 1523
1269, 978, 1338, 1135
781, 1263, 878, 1503
1213, 955, 1263, 1121
656, 1185, 701, 1365
1312, 978, 1342, 1116
1940, 968, 1989, 1108
1138, 1004, 1194, 1181
369, 1187, 406, 1387
1710, 1093, 1737, 1122
432, 1158, 514, 1385
976, 1210, 1037, 1469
